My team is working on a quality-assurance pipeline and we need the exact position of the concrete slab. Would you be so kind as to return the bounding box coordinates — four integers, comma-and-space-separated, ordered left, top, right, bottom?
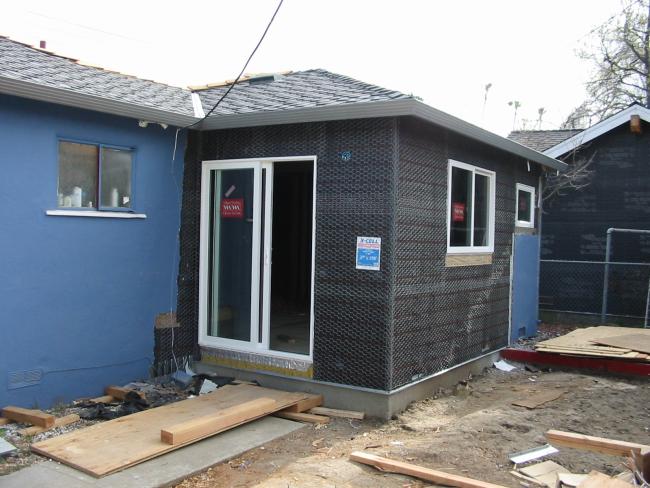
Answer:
0, 416, 304, 488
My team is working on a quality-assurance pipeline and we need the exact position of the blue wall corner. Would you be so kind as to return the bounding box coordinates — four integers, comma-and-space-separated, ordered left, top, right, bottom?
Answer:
0, 94, 186, 408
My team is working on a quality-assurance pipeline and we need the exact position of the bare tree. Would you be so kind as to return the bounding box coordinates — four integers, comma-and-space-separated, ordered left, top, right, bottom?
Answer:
544, 149, 596, 202
508, 100, 522, 130
568, 0, 650, 125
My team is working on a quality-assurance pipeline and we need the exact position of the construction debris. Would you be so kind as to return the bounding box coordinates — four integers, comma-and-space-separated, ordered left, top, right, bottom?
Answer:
546, 430, 649, 457
18, 414, 80, 436
510, 444, 559, 465
494, 359, 517, 371
519, 461, 569, 488
512, 390, 567, 409
1, 407, 55, 428
0, 438, 17, 457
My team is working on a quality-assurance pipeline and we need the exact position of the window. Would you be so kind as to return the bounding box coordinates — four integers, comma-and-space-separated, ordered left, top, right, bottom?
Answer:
515, 183, 535, 228
58, 140, 134, 211
447, 160, 495, 253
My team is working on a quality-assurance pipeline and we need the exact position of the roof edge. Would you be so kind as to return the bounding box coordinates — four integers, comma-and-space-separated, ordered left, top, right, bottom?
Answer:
544, 104, 650, 158
0, 76, 198, 127
198, 98, 566, 171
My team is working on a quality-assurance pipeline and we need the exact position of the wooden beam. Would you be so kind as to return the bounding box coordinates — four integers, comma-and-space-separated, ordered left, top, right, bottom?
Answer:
274, 411, 330, 424
309, 407, 365, 420
546, 430, 649, 457
350, 452, 507, 488
280, 394, 323, 413
19, 414, 80, 436
0, 418, 13, 426
161, 398, 276, 445
105, 386, 144, 401
2, 407, 55, 428
89, 395, 117, 404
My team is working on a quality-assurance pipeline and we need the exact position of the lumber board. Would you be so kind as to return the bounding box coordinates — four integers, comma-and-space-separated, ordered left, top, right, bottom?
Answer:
536, 327, 650, 351
2, 406, 55, 428
577, 471, 632, 488
309, 406, 365, 420
104, 386, 145, 401
350, 451, 507, 488
161, 398, 276, 445
546, 430, 649, 457
512, 390, 566, 409
19, 414, 80, 436
0, 418, 13, 426
32, 384, 312, 477
509, 471, 547, 487
89, 395, 117, 404
591, 333, 650, 355
519, 461, 569, 488
274, 411, 330, 424
280, 394, 323, 413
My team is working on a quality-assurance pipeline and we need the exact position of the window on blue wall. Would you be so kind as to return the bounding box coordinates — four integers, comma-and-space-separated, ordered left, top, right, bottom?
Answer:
58, 141, 134, 210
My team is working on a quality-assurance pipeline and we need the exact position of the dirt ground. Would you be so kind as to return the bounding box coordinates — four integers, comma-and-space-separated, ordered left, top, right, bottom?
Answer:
176, 367, 650, 488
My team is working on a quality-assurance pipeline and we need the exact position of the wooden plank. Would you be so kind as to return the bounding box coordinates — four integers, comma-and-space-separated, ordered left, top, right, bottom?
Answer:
19, 414, 80, 436
105, 386, 145, 401
161, 398, 276, 445
577, 471, 633, 488
309, 407, 365, 420
350, 451, 507, 488
509, 470, 547, 487
280, 394, 323, 413
512, 390, 566, 409
274, 411, 330, 424
520, 461, 569, 488
591, 334, 650, 355
546, 430, 649, 457
86, 395, 117, 404
32, 384, 312, 477
2, 406, 55, 428
0, 418, 13, 426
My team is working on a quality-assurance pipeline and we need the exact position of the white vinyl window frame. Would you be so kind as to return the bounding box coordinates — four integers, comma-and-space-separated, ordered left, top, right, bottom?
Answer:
515, 183, 535, 228
446, 159, 496, 254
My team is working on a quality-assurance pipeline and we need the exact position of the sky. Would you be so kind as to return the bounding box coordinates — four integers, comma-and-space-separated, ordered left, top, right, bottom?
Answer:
1, 0, 624, 136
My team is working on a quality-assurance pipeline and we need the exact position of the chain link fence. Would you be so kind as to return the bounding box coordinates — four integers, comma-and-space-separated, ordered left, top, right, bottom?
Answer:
540, 259, 650, 326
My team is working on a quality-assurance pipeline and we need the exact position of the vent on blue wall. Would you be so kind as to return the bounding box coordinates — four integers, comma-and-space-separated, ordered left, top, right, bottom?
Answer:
8, 369, 43, 389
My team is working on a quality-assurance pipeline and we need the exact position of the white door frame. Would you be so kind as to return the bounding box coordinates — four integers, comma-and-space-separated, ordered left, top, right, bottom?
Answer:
198, 155, 317, 362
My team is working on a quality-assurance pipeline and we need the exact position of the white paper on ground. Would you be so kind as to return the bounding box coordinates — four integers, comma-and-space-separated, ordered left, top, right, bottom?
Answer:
199, 379, 218, 394
509, 444, 559, 464
0, 437, 16, 456
494, 359, 517, 372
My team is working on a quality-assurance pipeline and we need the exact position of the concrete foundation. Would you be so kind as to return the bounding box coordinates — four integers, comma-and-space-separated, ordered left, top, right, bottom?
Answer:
196, 350, 501, 419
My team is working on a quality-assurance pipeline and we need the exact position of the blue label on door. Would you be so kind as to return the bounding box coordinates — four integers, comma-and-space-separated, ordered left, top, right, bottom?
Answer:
356, 236, 381, 271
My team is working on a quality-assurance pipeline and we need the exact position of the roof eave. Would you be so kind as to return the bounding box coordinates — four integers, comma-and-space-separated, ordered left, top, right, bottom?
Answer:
0, 75, 198, 127
199, 98, 567, 171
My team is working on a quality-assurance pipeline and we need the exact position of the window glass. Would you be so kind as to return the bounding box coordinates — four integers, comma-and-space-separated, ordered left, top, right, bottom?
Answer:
473, 173, 489, 246
100, 147, 133, 208
449, 166, 472, 247
58, 142, 98, 208
517, 188, 532, 223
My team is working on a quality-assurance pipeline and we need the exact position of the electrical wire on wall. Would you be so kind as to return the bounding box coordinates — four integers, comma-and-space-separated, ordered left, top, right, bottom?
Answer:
166, 0, 285, 371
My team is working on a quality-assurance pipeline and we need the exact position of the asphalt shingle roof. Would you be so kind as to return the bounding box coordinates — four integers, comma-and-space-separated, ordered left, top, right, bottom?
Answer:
194, 69, 411, 116
508, 129, 583, 152
0, 36, 194, 116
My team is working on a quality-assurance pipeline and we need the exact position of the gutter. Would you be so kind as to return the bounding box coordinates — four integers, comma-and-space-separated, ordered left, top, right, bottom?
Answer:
0, 75, 198, 128
198, 98, 567, 171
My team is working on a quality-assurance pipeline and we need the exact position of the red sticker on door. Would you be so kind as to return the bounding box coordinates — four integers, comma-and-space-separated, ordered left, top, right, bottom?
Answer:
452, 202, 465, 222
221, 198, 244, 219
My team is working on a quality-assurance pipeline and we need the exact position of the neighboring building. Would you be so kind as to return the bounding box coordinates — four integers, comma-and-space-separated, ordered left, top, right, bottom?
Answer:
1, 36, 566, 416
509, 104, 650, 323
0, 37, 193, 408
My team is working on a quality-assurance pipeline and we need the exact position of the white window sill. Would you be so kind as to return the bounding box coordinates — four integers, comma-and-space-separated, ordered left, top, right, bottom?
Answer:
46, 209, 147, 219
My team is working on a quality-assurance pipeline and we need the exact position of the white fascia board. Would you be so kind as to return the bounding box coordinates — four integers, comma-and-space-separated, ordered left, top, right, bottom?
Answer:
0, 76, 198, 127
199, 98, 566, 171
545, 104, 650, 158
191, 92, 205, 118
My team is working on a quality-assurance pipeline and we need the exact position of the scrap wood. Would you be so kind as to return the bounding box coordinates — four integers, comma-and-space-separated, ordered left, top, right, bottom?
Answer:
280, 394, 323, 413
577, 471, 634, 488
512, 390, 566, 409
274, 411, 330, 424
546, 430, 649, 457
309, 406, 365, 420
161, 398, 276, 445
31, 384, 314, 478
519, 461, 569, 488
350, 451, 507, 488
2, 406, 55, 428
105, 386, 145, 401
591, 334, 650, 355
557, 473, 589, 488
631, 447, 650, 483
89, 395, 117, 404
509, 471, 547, 487
19, 414, 80, 436
0, 418, 13, 426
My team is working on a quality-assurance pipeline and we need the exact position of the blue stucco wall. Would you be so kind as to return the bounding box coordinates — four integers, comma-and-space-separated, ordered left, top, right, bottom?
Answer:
0, 94, 185, 408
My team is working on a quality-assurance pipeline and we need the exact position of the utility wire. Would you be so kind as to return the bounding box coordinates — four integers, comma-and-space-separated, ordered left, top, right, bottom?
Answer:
184, 0, 284, 130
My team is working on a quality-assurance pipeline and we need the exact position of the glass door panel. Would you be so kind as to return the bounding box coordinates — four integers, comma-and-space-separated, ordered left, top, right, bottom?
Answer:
207, 167, 256, 341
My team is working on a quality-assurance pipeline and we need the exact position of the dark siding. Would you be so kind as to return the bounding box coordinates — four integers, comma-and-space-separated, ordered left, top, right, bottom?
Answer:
176, 118, 398, 390
391, 117, 540, 389
543, 123, 650, 262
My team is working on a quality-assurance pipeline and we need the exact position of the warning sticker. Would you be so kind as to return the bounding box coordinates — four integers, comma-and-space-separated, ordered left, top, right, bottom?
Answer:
221, 198, 244, 219
356, 236, 381, 271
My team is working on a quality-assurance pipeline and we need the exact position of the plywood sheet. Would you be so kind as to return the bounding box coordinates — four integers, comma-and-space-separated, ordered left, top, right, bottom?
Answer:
513, 390, 566, 409
32, 384, 311, 477
591, 333, 650, 355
